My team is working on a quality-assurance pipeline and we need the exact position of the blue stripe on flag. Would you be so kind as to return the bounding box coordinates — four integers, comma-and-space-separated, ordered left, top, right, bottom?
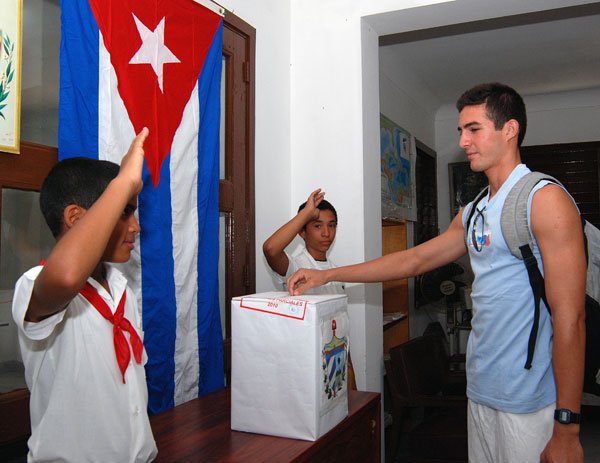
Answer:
58, 0, 98, 160
139, 160, 177, 414
196, 22, 224, 395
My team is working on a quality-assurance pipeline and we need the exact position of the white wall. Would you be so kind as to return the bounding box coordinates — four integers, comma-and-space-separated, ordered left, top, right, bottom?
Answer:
218, 0, 385, 394
287, 0, 452, 393
525, 89, 600, 146
289, 1, 382, 393
220, 0, 385, 393
378, 47, 437, 150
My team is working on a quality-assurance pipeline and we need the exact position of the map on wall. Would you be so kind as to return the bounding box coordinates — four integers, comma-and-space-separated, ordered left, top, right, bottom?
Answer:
380, 114, 416, 221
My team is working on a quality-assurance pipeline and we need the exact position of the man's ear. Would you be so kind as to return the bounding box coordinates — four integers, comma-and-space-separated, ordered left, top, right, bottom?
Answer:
63, 204, 85, 231
504, 119, 519, 143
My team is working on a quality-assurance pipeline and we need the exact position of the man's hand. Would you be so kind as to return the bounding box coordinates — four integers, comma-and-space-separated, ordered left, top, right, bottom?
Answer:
302, 188, 326, 221
540, 428, 583, 463
287, 268, 327, 295
119, 127, 149, 195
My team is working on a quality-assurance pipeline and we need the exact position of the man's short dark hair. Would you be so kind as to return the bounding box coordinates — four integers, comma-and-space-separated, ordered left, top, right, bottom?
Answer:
40, 157, 120, 237
298, 199, 338, 226
456, 82, 527, 146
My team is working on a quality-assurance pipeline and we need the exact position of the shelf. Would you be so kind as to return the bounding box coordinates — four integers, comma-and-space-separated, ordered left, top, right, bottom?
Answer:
383, 312, 407, 331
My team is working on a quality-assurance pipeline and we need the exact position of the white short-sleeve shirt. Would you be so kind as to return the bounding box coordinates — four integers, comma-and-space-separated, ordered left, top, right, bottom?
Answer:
271, 246, 346, 295
12, 264, 157, 463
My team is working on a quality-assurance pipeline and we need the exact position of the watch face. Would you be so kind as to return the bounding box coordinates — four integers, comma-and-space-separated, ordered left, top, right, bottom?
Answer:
555, 408, 580, 424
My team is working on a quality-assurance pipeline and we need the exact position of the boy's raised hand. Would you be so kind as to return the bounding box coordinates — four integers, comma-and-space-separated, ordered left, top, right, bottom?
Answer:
119, 127, 149, 195
302, 188, 326, 221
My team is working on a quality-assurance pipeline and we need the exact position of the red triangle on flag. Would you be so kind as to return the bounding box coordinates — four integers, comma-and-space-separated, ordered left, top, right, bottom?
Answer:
89, 0, 222, 187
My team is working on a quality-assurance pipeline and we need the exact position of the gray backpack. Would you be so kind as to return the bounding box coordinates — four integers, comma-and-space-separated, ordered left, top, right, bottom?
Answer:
465, 172, 600, 395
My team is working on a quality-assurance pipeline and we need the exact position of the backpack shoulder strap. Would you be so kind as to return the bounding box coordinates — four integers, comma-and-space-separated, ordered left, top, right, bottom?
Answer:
500, 171, 562, 369
464, 186, 489, 247
501, 171, 563, 260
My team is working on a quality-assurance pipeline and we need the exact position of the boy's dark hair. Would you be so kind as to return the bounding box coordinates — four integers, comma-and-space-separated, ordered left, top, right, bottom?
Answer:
456, 82, 527, 147
40, 157, 120, 237
298, 199, 338, 228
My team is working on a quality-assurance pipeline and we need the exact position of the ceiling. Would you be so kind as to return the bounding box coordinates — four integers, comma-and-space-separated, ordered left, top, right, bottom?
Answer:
379, 2, 600, 108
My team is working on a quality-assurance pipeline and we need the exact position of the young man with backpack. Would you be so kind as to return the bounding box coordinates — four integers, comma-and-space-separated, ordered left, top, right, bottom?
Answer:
287, 83, 586, 462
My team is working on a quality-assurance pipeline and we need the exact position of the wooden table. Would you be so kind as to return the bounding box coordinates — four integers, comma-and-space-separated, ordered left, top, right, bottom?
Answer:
150, 387, 380, 462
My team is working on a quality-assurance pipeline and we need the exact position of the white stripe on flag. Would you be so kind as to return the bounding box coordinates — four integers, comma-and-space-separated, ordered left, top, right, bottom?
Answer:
171, 84, 201, 405
98, 38, 143, 320
98, 36, 134, 164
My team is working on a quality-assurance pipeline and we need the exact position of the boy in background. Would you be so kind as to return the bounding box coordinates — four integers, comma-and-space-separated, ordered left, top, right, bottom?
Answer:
263, 188, 344, 295
12, 129, 158, 462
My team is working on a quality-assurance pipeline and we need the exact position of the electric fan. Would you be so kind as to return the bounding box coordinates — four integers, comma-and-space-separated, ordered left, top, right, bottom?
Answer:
417, 263, 464, 304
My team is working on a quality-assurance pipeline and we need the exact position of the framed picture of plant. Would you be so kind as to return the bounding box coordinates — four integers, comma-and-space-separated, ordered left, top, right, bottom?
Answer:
0, 0, 22, 154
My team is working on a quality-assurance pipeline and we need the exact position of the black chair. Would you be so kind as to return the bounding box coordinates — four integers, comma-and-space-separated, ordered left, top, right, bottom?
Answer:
385, 335, 468, 462
423, 321, 467, 375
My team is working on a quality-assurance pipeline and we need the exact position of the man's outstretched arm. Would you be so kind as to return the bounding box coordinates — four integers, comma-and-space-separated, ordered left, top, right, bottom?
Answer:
287, 210, 468, 295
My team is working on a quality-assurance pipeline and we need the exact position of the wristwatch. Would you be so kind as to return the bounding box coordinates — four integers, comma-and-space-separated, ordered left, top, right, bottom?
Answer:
554, 408, 581, 424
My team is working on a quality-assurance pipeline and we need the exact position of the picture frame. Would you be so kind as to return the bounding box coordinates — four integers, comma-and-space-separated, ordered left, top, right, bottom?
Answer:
448, 161, 487, 217
0, 0, 23, 154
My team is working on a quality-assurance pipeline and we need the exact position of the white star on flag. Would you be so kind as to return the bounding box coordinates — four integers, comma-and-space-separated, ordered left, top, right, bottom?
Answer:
129, 14, 180, 92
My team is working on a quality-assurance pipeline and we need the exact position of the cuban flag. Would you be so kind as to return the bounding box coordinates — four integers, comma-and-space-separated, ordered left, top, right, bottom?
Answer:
58, 0, 224, 414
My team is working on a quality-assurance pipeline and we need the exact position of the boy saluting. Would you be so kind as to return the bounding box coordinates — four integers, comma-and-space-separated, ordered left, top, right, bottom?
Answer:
12, 129, 158, 462
263, 188, 344, 295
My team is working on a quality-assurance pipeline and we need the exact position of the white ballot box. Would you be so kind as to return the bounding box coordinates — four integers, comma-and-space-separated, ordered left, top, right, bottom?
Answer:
231, 291, 350, 441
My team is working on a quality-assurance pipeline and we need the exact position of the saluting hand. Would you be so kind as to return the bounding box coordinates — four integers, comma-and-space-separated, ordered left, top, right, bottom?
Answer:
119, 127, 149, 195
302, 188, 326, 221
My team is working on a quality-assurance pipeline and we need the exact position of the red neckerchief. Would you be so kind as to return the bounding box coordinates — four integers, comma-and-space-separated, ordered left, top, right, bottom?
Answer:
38, 261, 143, 383
79, 282, 143, 383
